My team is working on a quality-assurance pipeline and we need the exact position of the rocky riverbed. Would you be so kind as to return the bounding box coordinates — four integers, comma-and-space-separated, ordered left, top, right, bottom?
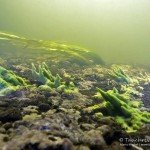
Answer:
0, 59, 149, 150
0, 32, 150, 150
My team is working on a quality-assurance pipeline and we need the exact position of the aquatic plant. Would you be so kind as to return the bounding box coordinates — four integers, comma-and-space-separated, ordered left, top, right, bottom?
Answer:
0, 66, 27, 96
86, 88, 150, 132
108, 65, 138, 84
0, 32, 104, 65
32, 62, 78, 94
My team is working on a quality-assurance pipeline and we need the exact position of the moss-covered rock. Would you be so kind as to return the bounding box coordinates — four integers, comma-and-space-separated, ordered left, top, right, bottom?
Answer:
0, 32, 105, 66
22, 113, 41, 122
0, 108, 22, 122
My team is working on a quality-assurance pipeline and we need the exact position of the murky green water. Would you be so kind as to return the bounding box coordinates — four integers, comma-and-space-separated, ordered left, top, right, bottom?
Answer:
0, 0, 150, 65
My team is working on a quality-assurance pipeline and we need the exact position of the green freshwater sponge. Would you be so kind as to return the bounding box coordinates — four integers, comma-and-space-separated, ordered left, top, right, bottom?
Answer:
0, 66, 27, 96
108, 66, 138, 84
32, 62, 78, 94
88, 88, 150, 132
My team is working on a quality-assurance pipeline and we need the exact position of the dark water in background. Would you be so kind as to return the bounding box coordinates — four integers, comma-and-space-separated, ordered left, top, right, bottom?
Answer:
0, 0, 150, 65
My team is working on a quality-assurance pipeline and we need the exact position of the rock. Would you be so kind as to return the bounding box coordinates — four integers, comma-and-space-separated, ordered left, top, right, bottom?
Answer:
140, 107, 150, 112
38, 103, 51, 112
80, 124, 95, 131
23, 105, 39, 115
45, 109, 56, 117
75, 145, 90, 150
93, 112, 103, 121
23, 113, 41, 122
50, 97, 61, 108
0, 108, 22, 122
61, 138, 74, 150
0, 134, 8, 148
0, 101, 9, 107
3, 135, 9, 142
0, 128, 6, 134
50, 90, 59, 97
2, 122, 12, 130
61, 93, 75, 100
6, 128, 14, 134
98, 117, 115, 125
97, 125, 112, 135
142, 84, 150, 108
82, 130, 106, 149
79, 80, 95, 96
108, 141, 126, 150
3, 130, 74, 150
13, 120, 28, 128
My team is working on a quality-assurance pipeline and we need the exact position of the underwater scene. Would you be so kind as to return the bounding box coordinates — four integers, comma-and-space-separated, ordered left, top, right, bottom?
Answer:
0, 0, 150, 150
